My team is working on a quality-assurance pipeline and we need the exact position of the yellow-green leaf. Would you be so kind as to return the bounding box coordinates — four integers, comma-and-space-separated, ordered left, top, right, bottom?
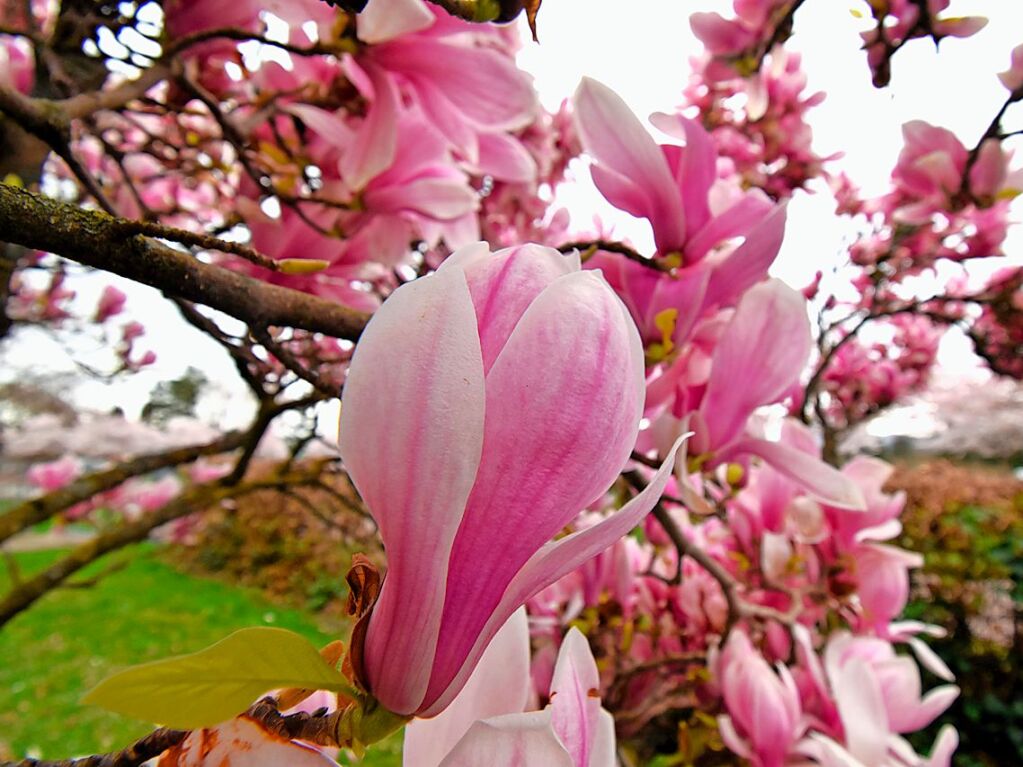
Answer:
82, 627, 358, 729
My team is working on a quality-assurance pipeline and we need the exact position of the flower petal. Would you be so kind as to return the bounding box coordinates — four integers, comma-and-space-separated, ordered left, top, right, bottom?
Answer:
475, 132, 538, 184
339, 63, 400, 191
375, 40, 537, 131
573, 78, 686, 252
422, 438, 683, 717
339, 267, 486, 714
549, 628, 602, 767
700, 280, 810, 449
728, 437, 865, 510
650, 113, 716, 237
702, 204, 787, 310
438, 710, 574, 767
403, 609, 531, 767
833, 658, 888, 765
357, 0, 434, 44
422, 270, 645, 712
462, 244, 577, 373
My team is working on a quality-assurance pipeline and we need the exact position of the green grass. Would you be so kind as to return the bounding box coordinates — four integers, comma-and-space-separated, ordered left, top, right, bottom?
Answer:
0, 544, 402, 764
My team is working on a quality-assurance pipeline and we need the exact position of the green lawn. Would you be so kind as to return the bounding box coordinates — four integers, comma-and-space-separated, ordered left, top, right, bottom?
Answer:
0, 544, 402, 764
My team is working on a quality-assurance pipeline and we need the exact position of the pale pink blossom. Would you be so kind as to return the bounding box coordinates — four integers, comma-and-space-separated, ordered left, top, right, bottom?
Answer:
0, 35, 34, 94
404, 610, 615, 767
795, 630, 960, 767
999, 43, 1023, 93
26, 455, 83, 492
93, 286, 127, 323
650, 280, 864, 509
573, 78, 778, 266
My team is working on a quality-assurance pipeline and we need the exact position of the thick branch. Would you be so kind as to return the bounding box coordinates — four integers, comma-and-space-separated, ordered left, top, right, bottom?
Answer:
0, 431, 249, 545
0, 697, 345, 766
0, 184, 370, 339
0, 458, 336, 628
4, 726, 189, 767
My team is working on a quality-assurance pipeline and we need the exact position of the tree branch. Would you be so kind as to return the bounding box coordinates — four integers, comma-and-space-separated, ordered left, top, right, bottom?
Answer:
0, 431, 251, 545
0, 184, 370, 340
0, 458, 336, 628
2, 726, 189, 767
0, 696, 349, 767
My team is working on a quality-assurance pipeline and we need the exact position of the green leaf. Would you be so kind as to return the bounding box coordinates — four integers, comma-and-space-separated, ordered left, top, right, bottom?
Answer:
82, 627, 358, 729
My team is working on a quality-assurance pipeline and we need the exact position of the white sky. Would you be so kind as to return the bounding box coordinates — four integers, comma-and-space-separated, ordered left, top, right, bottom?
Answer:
516, 0, 1023, 390
3, 1, 1022, 432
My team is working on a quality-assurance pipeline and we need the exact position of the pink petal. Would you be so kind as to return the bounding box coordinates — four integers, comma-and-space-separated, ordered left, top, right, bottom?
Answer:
906, 636, 954, 682
893, 683, 960, 733
476, 132, 538, 184
968, 139, 1007, 198
408, 76, 481, 161
690, 12, 755, 54
728, 437, 866, 510
375, 40, 537, 131
686, 192, 775, 264
462, 244, 577, 373
364, 177, 479, 220
998, 43, 1023, 92
700, 280, 810, 448
702, 203, 787, 310
339, 267, 486, 715
357, 0, 434, 44
422, 438, 683, 717
650, 112, 716, 237
573, 78, 686, 252
589, 710, 617, 767
924, 725, 959, 767
339, 63, 400, 190
403, 610, 531, 767
934, 15, 987, 38
833, 658, 889, 765
549, 628, 602, 767
423, 271, 645, 711
588, 164, 658, 222
438, 711, 574, 767
282, 105, 354, 152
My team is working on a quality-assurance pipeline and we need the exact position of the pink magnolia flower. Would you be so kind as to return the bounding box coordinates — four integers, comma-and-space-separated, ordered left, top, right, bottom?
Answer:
823, 633, 959, 738
999, 43, 1023, 93
650, 279, 864, 509
94, 285, 127, 323
118, 475, 182, 517
573, 78, 779, 268
404, 610, 615, 767
0, 34, 34, 94
355, 0, 538, 166
26, 455, 83, 492
338, 242, 682, 717
802, 725, 959, 767
716, 630, 804, 767
820, 457, 923, 631
795, 629, 960, 767
891, 121, 968, 213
